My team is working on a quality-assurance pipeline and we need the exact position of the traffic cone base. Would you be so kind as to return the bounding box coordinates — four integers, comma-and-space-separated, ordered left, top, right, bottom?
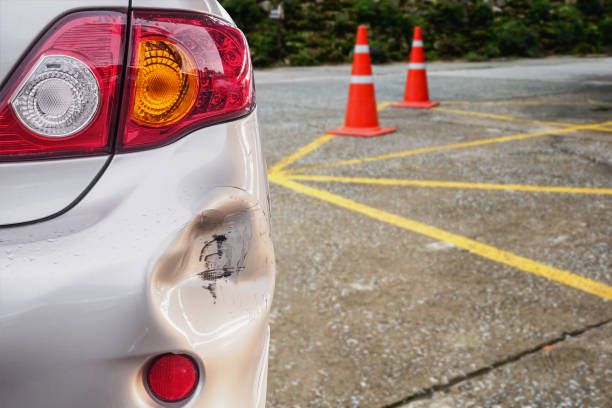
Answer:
392, 100, 439, 109
328, 126, 396, 138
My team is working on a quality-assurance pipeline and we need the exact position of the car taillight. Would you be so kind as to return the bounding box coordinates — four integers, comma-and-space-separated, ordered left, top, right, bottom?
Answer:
0, 9, 254, 161
146, 354, 199, 403
118, 10, 255, 151
0, 11, 126, 161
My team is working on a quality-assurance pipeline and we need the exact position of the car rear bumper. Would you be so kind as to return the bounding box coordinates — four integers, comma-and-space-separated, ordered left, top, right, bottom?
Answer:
0, 109, 275, 407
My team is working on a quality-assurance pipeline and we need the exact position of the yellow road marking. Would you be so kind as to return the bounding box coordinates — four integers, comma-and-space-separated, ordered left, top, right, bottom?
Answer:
593, 127, 612, 133
435, 107, 612, 133
269, 102, 393, 174
284, 121, 611, 174
268, 133, 336, 174
286, 174, 612, 195
441, 100, 603, 106
588, 98, 612, 106
269, 174, 612, 300
434, 107, 579, 128
377, 101, 393, 110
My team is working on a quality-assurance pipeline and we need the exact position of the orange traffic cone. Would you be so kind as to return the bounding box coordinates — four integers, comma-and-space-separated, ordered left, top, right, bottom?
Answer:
393, 27, 439, 109
328, 26, 396, 137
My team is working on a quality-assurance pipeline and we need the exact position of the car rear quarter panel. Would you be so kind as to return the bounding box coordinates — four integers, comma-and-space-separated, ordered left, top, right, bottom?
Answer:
1, 2, 274, 406
0, 110, 274, 407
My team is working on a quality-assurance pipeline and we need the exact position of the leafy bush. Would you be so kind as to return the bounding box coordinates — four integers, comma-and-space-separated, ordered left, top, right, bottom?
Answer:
601, 16, 612, 46
552, 5, 585, 52
496, 19, 538, 56
465, 51, 488, 61
529, 0, 551, 23
222, 0, 265, 31
577, 0, 605, 16
245, 24, 278, 66
219, 0, 612, 67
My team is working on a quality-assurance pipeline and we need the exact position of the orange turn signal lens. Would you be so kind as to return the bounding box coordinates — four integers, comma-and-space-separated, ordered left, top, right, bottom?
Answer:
132, 38, 198, 127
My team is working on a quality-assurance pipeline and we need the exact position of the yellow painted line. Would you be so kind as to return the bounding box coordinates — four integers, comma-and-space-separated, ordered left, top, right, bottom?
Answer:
436, 108, 612, 133
588, 99, 612, 106
286, 174, 612, 195
440, 100, 600, 107
269, 174, 612, 300
268, 133, 336, 174
268, 101, 393, 174
434, 107, 579, 128
377, 101, 393, 110
284, 121, 612, 174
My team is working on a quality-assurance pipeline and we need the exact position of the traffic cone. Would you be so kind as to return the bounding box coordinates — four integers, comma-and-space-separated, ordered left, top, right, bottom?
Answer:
393, 27, 439, 109
328, 26, 396, 137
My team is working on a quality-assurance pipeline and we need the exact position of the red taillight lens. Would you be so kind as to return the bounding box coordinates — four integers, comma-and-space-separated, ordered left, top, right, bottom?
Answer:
118, 10, 255, 151
0, 10, 253, 161
147, 354, 199, 402
0, 11, 126, 161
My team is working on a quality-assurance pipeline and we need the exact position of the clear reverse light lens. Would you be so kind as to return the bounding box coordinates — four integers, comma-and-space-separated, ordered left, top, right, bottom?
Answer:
10, 55, 100, 138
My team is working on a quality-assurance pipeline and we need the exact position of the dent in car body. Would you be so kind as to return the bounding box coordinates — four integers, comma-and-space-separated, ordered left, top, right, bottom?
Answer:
151, 187, 275, 346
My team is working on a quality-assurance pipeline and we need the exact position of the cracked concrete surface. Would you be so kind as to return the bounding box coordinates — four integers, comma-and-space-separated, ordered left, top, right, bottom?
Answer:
397, 321, 612, 408
256, 57, 612, 407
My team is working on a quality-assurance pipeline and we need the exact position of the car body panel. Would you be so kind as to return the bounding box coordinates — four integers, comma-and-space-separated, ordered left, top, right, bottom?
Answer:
1, 1, 274, 406
131, 0, 232, 22
0, 109, 274, 407
0, 157, 109, 225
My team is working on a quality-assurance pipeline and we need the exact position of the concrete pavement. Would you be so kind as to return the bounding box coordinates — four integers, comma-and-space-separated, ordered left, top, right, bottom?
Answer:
256, 57, 612, 407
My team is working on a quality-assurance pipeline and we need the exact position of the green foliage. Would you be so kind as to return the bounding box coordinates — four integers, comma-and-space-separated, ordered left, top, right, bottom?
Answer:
496, 18, 539, 56
248, 27, 278, 66
465, 51, 488, 61
219, 0, 612, 67
471, 0, 495, 27
222, 0, 264, 30
577, 0, 605, 16
529, 0, 551, 23
601, 16, 612, 46
552, 6, 585, 52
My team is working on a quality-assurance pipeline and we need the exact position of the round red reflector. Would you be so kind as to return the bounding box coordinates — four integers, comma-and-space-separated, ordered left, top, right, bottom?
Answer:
147, 354, 199, 402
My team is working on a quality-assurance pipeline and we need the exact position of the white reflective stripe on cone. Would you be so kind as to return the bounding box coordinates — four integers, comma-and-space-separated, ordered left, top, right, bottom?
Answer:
412, 40, 423, 47
350, 75, 373, 84
354, 45, 370, 54
408, 63, 425, 69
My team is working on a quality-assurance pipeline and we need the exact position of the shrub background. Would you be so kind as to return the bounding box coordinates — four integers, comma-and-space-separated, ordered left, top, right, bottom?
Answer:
219, 0, 612, 67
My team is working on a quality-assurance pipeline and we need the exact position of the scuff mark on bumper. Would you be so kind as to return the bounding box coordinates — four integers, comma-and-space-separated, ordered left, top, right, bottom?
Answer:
151, 186, 274, 325
196, 212, 252, 301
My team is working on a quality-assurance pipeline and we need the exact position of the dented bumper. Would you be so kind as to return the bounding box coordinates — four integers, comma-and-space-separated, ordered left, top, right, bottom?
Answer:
0, 110, 275, 407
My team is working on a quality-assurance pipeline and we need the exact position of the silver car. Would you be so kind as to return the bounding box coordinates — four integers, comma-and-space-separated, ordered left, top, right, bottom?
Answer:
0, 1, 275, 407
